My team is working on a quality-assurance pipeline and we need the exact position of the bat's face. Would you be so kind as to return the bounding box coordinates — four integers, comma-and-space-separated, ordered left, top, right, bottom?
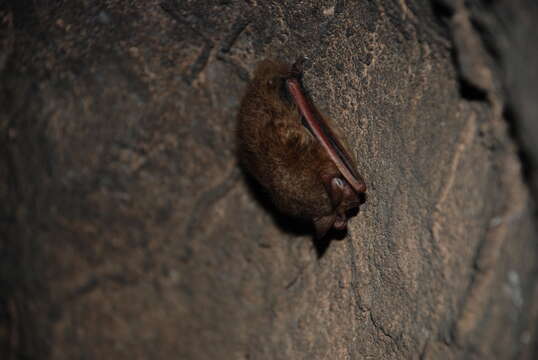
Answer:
238, 59, 366, 239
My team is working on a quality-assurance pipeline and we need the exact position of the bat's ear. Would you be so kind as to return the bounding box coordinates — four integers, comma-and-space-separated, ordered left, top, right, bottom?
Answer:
313, 215, 335, 240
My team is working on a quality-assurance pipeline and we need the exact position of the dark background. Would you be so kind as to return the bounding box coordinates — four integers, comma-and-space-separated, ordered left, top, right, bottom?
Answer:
1, 0, 537, 359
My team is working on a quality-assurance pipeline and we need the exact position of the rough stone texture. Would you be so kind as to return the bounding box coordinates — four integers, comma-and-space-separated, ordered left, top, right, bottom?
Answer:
466, 0, 538, 210
0, 0, 536, 359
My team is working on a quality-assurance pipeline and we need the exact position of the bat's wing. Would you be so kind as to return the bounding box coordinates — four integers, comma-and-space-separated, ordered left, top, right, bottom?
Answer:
286, 78, 366, 194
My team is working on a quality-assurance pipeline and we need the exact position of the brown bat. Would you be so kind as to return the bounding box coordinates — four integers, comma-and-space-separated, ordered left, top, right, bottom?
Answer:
237, 59, 366, 238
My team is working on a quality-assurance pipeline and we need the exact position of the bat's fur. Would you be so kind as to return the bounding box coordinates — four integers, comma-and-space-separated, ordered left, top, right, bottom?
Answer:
237, 59, 364, 238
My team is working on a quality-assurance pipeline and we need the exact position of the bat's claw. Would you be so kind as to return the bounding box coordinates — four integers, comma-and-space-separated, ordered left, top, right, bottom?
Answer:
333, 216, 347, 230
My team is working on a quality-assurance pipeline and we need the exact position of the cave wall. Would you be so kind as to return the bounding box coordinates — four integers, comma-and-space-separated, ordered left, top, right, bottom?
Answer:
0, 0, 536, 359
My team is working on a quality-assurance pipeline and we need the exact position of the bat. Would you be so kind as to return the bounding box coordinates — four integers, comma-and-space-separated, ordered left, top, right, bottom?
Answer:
237, 59, 366, 238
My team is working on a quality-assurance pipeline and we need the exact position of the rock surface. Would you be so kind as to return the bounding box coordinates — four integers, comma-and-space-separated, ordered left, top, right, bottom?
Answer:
0, 0, 536, 359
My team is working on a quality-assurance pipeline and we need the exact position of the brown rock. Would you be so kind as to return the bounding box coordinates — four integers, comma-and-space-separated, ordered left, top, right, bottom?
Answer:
0, 0, 536, 359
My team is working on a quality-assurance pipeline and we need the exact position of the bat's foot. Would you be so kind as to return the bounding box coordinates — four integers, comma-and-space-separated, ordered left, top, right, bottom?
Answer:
291, 56, 308, 78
